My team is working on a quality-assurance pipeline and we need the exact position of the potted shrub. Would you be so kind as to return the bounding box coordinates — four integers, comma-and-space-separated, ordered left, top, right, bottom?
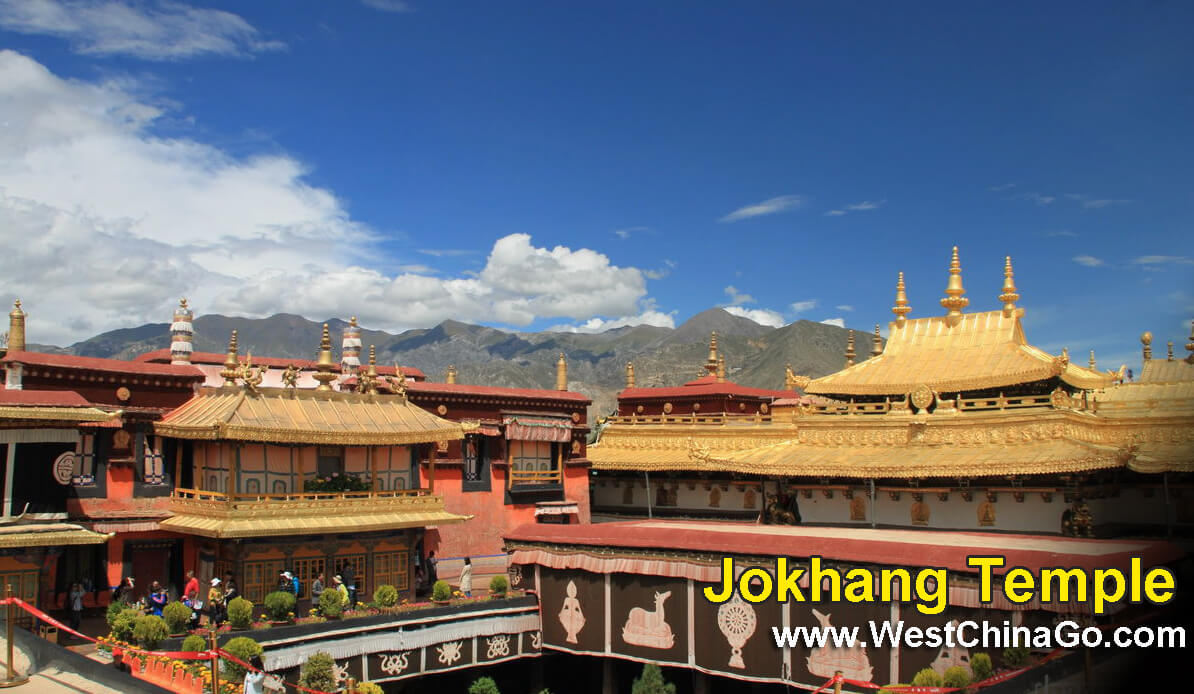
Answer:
354, 683, 384, 694
469, 677, 501, 694
298, 652, 337, 692
943, 666, 970, 690
488, 575, 508, 598
222, 636, 263, 680
132, 615, 168, 650
319, 588, 344, 618
432, 579, 452, 604
227, 596, 254, 630
373, 584, 399, 609
181, 634, 207, 653
109, 607, 139, 643
970, 652, 993, 682
911, 668, 943, 688
264, 591, 296, 624
1003, 645, 1031, 668
162, 601, 192, 636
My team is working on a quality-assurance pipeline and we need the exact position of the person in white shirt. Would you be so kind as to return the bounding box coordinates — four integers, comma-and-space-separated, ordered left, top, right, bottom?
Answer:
243, 655, 266, 694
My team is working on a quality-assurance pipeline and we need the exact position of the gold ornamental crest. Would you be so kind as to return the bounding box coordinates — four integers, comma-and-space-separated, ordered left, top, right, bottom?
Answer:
909, 384, 934, 411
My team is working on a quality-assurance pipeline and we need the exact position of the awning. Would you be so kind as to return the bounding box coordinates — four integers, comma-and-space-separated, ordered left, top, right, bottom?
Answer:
0, 522, 112, 549
504, 415, 573, 443
534, 501, 580, 516
0, 406, 120, 424
160, 509, 471, 539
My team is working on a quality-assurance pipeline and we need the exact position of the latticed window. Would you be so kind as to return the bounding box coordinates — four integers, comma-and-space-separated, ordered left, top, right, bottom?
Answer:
333, 554, 367, 594
143, 436, 165, 485
510, 440, 558, 485
72, 433, 96, 486
372, 551, 409, 593
243, 559, 285, 604
292, 557, 325, 599
0, 570, 38, 626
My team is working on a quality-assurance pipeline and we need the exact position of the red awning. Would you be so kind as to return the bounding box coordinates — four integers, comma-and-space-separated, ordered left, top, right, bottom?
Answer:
474, 425, 502, 437
504, 415, 573, 443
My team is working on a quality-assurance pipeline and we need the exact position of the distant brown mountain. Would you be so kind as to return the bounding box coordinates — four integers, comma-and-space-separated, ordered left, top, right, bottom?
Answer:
52, 308, 880, 418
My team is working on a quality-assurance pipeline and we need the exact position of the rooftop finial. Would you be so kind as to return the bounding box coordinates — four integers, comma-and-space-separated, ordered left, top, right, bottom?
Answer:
1141, 332, 1153, 361
6, 299, 25, 352
341, 315, 362, 376
625, 361, 636, 389
871, 324, 883, 358
171, 298, 194, 365
1089, 350, 1097, 371
940, 246, 969, 325
1167, 341, 1175, 361
845, 329, 856, 368
706, 331, 719, 375
716, 355, 726, 383
892, 272, 911, 327
999, 256, 1020, 316
220, 330, 239, 387
313, 323, 337, 391
445, 365, 457, 384
358, 345, 380, 394
556, 352, 568, 391
1186, 321, 1194, 364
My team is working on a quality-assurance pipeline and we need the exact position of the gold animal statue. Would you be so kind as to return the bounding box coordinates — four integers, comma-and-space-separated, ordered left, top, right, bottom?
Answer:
763, 493, 797, 525
281, 364, 299, 389
235, 354, 266, 392
385, 364, 408, 396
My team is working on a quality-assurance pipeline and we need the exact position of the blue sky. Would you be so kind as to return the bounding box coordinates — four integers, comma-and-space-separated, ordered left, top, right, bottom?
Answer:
0, 1, 1190, 369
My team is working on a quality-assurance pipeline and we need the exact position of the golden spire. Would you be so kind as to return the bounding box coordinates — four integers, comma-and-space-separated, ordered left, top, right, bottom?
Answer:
367, 344, 378, 376
1141, 332, 1153, 361
445, 365, 457, 384
1089, 350, 1097, 371
705, 331, 719, 376
870, 324, 882, 358
556, 352, 568, 391
940, 246, 969, 325
784, 363, 796, 390
892, 272, 911, 327
359, 345, 380, 394
6, 299, 25, 352
716, 355, 726, 382
313, 323, 337, 391
625, 361, 636, 389
220, 330, 239, 387
998, 256, 1020, 316
1167, 341, 1174, 361
1186, 321, 1194, 364
845, 329, 856, 367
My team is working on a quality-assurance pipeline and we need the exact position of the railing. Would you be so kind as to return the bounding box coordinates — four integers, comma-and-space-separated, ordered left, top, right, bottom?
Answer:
173, 487, 430, 503
169, 486, 445, 519
607, 413, 773, 426
508, 469, 562, 486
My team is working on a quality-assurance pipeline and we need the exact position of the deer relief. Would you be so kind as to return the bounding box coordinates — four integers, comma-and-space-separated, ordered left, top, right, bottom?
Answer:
621, 590, 675, 649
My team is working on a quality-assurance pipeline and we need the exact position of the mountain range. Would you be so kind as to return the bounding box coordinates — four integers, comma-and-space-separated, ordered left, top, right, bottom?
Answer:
28, 309, 880, 418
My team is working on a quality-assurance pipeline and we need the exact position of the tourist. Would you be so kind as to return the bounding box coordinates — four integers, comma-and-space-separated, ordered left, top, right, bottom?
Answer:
207, 578, 225, 626
459, 557, 473, 598
183, 570, 199, 602
223, 572, 239, 604
114, 576, 135, 604
68, 583, 85, 632
427, 551, 438, 586
243, 655, 266, 694
148, 581, 168, 616
278, 571, 297, 594
333, 575, 348, 603
310, 573, 324, 608
341, 563, 356, 608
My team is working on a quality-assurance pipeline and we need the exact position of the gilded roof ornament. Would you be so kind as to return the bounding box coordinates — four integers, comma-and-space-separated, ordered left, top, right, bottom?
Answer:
939, 246, 969, 325
892, 272, 911, 327
784, 364, 810, 391
625, 361, 636, 389
556, 352, 568, 391
385, 362, 408, 399
445, 365, 457, 384
871, 324, 883, 358
234, 353, 266, 393
1167, 341, 1175, 361
7, 299, 26, 352
1141, 332, 1153, 361
313, 323, 337, 391
220, 330, 239, 387
1089, 350, 1097, 371
359, 345, 379, 395
716, 356, 726, 383
281, 364, 299, 389
1186, 321, 1194, 364
706, 331, 720, 375
998, 256, 1020, 316
845, 330, 856, 367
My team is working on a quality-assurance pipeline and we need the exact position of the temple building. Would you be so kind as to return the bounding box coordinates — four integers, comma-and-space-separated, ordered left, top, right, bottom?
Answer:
588, 248, 1193, 537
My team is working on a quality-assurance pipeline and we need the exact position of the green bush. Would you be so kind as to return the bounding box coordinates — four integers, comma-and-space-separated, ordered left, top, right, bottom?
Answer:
631, 663, 676, 694
373, 584, 399, 608
319, 588, 344, 617
298, 652, 337, 692
227, 596, 254, 629
162, 601, 192, 634
109, 607, 140, 642
970, 652, 993, 682
132, 615, 169, 649
264, 591, 296, 621
943, 665, 971, 689
432, 579, 452, 602
489, 575, 508, 596
1003, 645, 1031, 668
106, 599, 130, 628
223, 636, 263, 680
181, 634, 207, 653
911, 668, 943, 688
468, 677, 501, 694
354, 683, 384, 694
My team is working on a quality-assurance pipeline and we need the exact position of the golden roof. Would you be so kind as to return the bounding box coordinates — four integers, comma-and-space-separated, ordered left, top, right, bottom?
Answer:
1138, 358, 1194, 384
160, 488, 470, 539
154, 386, 467, 445
805, 310, 1115, 396
0, 522, 111, 549
0, 405, 120, 423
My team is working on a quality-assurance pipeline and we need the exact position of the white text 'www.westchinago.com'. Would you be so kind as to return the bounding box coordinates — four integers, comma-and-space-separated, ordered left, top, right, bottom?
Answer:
771, 621, 1186, 650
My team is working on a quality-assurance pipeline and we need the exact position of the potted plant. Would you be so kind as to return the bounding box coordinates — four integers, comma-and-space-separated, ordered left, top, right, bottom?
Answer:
264, 591, 296, 625
431, 579, 452, 605
319, 588, 344, 619
373, 584, 399, 609
226, 596, 253, 630
488, 575, 508, 599
162, 601, 193, 636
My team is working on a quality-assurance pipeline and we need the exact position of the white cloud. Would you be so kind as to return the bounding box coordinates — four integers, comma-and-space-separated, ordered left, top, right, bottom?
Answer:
1046, 230, 1078, 238
417, 248, 476, 257
826, 199, 884, 216
719, 195, 805, 222
613, 226, 647, 240
824, 209, 847, 217
835, 304, 854, 312
0, 51, 663, 345
548, 309, 676, 334
789, 300, 817, 313
1131, 255, 1194, 266
0, 0, 284, 60
723, 286, 755, 307
987, 183, 1017, 192
820, 318, 846, 328
1072, 255, 1106, 267
1065, 193, 1132, 209
1019, 192, 1055, 205
724, 306, 785, 328
361, 0, 412, 12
